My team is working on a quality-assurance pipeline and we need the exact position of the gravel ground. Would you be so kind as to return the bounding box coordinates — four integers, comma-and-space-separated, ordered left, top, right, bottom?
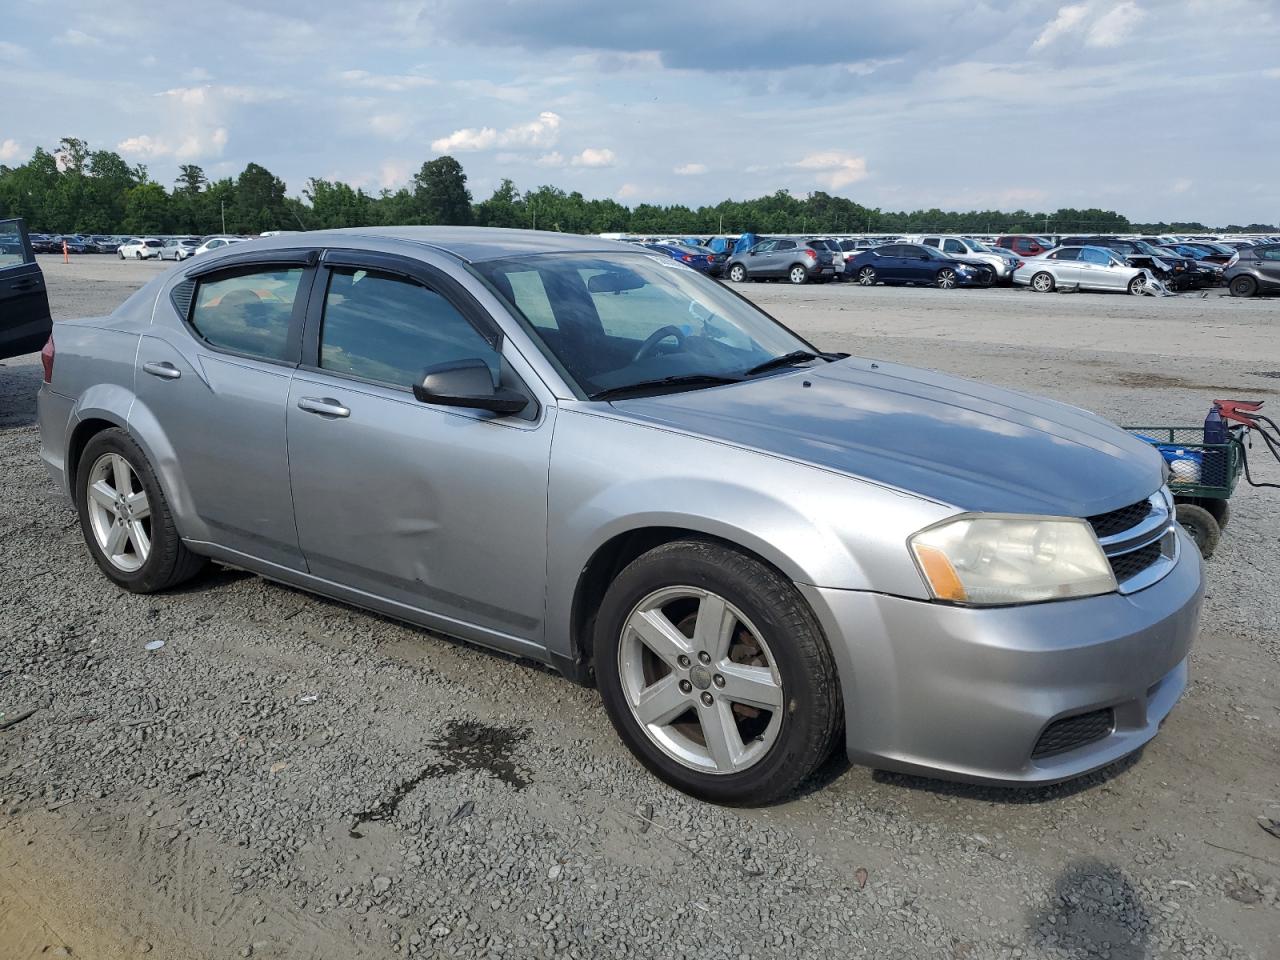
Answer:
1, 256, 1278, 959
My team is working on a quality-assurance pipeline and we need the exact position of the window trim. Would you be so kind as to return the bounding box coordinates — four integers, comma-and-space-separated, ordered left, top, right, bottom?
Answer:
298, 249, 505, 393
175, 252, 319, 367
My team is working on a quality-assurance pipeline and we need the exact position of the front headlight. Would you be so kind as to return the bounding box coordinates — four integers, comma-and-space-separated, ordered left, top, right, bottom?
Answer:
909, 515, 1116, 606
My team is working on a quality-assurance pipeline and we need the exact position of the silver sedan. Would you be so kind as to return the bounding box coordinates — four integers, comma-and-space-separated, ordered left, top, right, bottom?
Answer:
1015, 245, 1148, 294
37, 228, 1201, 804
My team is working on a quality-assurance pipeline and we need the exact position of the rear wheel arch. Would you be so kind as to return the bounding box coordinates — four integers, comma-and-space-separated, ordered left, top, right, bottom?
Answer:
67, 417, 124, 506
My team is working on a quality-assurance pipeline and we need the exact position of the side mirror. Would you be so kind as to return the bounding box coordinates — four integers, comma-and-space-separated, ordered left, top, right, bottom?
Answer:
412, 358, 528, 415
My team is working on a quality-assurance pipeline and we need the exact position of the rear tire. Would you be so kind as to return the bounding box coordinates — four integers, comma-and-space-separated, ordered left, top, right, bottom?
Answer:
1229, 276, 1257, 298
76, 428, 207, 593
594, 539, 842, 806
1175, 503, 1221, 559
788, 265, 808, 285
1030, 271, 1055, 293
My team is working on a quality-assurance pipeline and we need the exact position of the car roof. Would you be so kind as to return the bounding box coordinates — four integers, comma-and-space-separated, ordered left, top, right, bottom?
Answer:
277, 226, 635, 264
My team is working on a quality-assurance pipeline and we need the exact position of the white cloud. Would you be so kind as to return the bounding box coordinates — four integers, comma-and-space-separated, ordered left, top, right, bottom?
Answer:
369, 113, 410, 139
0, 139, 21, 163
1264, 67, 1280, 79
185, 67, 213, 82
674, 163, 707, 175
535, 151, 566, 167
617, 183, 641, 199
431, 111, 561, 153
339, 69, 435, 92
57, 29, 102, 48
792, 151, 869, 190
117, 127, 228, 161
571, 148, 616, 168
1032, 2, 1145, 51
1086, 2, 1145, 47
379, 160, 412, 190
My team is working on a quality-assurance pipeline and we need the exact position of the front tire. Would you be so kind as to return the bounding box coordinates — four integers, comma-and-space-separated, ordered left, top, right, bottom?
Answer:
1128, 275, 1147, 296
935, 268, 957, 290
595, 539, 842, 805
118, 251, 125, 260
76, 429, 207, 593
1229, 276, 1257, 298
788, 265, 809, 285
728, 263, 746, 283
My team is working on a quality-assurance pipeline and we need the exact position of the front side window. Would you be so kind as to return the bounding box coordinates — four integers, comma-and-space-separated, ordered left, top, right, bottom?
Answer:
0, 220, 30, 269
190, 267, 304, 361
476, 253, 814, 398
319, 267, 498, 387
942, 239, 966, 255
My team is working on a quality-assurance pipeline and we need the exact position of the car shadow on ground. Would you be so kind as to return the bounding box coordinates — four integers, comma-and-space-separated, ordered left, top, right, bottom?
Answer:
1026, 858, 1152, 958
0, 362, 41, 429
868, 749, 1143, 805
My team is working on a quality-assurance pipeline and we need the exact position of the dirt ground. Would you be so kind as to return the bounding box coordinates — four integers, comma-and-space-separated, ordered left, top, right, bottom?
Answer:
1, 255, 1278, 959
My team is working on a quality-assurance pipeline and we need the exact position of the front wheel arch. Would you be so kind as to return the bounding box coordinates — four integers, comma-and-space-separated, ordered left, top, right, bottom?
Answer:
570, 527, 808, 681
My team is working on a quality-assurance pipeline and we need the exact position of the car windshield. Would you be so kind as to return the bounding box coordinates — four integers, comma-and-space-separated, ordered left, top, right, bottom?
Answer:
964, 239, 992, 252
474, 252, 817, 399
1132, 240, 1165, 256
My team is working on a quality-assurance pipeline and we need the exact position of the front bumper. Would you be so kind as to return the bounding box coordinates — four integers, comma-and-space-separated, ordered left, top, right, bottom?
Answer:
799, 526, 1203, 785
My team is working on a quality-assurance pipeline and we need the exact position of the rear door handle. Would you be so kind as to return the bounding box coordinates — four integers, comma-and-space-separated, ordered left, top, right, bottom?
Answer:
142, 361, 182, 380
297, 397, 350, 419
10, 278, 40, 291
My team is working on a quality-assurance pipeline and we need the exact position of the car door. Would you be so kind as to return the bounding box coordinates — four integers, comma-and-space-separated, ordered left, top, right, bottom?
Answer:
1258, 246, 1280, 288
0, 218, 53, 360
285, 249, 554, 651
769, 239, 798, 277
134, 250, 316, 568
746, 239, 776, 276
898, 244, 933, 282
1075, 246, 1116, 289
872, 244, 906, 281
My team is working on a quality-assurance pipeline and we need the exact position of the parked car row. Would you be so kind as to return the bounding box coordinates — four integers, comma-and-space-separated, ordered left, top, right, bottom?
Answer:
26, 233, 252, 260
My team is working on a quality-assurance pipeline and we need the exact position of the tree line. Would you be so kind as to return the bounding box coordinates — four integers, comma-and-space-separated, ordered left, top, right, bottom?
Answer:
2, 137, 1274, 239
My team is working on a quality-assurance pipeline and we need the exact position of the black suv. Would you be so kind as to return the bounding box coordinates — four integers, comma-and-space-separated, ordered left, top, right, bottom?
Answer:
1223, 244, 1280, 297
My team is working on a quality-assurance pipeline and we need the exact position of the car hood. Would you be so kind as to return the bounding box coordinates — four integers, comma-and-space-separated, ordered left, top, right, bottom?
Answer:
610, 358, 1163, 517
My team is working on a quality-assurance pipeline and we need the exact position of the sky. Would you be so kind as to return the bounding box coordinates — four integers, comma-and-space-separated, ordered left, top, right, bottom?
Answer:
1, 0, 1278, 225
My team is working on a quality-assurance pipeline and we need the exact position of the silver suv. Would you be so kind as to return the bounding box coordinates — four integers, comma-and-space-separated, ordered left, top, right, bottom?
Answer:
727, 238, 835, 284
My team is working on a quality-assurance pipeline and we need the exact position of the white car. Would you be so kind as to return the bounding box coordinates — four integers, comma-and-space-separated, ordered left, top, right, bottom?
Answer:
117, 238, 164, 260
191, 236, 247, 257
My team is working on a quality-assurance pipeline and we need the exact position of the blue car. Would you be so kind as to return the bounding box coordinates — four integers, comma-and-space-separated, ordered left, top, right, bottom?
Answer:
846, 242, 995, 288
642, 242, 717, 275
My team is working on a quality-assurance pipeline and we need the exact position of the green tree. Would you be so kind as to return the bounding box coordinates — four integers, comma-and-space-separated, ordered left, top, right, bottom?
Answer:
411, 155, 472, 224
175, 164, 208, 194
473, 178, 524, 228
227, 162, 289, 233
123, 182, 171, 234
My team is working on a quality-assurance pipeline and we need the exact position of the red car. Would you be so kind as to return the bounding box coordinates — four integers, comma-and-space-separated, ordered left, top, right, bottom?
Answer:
997, 235, 1051, 257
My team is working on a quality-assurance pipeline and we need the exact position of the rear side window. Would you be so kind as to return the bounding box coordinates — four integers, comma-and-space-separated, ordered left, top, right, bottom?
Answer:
319, 267, 498, 387
190, 267, 304, 361
1260, 247, 1280, 261
776, 240, 796, 251
1050, 249, 1080, 261
1080, 248, 1110, 265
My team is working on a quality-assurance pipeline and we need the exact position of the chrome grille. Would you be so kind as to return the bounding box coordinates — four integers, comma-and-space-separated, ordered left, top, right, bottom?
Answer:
1088, 491, 1178, 594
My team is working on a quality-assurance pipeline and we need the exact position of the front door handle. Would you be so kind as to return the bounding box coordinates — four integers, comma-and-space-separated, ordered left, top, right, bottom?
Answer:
297, 397, 350, 419
10, 278, 40, 291
142, 361, 182, 380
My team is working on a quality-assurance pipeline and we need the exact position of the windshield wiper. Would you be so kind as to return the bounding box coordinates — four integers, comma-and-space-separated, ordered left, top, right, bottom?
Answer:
589, 374, 742, 402
743, 350, 828, 376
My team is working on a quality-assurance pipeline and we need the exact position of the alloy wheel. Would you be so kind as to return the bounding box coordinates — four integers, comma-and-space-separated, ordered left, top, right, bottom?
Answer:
789, 266, 808, 285
85, 452, 152, 572
858, 267, 876, 286
1031, 272, 1053, 292
618, 586, 784, 775
937, 269, 957, 289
